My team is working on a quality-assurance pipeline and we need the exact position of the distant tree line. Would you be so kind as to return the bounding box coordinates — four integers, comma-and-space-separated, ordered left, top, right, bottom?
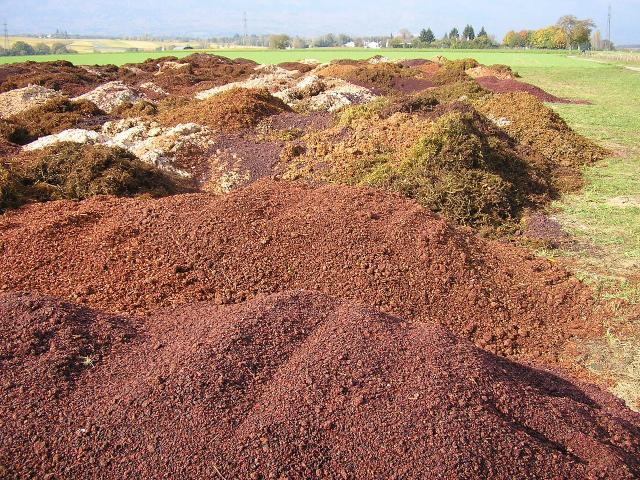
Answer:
255, 33, 389, 49
503, 15, 608, 50
380, 25, 497, 49
262, 26, 497, 50
0, 41, 76, 57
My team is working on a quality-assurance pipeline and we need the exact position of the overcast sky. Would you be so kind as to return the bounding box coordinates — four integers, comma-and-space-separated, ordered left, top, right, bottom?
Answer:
3, 0, 638, 44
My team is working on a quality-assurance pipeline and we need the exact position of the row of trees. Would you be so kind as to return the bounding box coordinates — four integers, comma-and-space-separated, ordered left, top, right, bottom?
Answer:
267, 26, 497, 50
503, 15, 603, 50
268, 34, 386, 49
0, 41, 76, 56
393, 25, 497, 49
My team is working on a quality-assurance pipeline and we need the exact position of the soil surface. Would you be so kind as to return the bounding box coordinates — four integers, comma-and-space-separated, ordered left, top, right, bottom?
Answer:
207, 133, 286, 186
1, 290, 638, 479
522, 212, 577, 250
0, 180, 599, 365
476, 76, 588, 104
261, 111, 334, 132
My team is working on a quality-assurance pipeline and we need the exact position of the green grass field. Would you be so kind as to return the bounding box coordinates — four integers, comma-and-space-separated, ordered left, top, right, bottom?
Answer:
0, 47, 577, 67
510, 56, 640, 408
519, 60, 640, 279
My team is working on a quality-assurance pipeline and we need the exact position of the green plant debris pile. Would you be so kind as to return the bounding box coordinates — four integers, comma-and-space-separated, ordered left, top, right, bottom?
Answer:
477, 91, 609, 191
1, 142, 190, 212
7, 98, 105, 144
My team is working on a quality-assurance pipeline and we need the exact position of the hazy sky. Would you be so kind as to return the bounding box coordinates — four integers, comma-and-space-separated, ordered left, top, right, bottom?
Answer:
3, 0, 638, 44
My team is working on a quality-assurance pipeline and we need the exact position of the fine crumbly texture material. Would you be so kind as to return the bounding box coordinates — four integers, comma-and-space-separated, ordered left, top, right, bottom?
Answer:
0, 180, 598, 365
1, 290, 639, 479
475, 76, 588, 104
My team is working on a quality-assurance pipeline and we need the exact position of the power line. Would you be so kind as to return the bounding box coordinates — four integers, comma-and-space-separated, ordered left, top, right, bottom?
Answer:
3, 20, 8, 50
607, 4, 612, 50
243, 12, 248, 47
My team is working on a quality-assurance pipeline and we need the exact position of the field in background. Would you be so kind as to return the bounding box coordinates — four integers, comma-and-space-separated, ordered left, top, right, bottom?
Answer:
584, 50, 640, 66
3, 36, 202, 54
0, 47, 578, 67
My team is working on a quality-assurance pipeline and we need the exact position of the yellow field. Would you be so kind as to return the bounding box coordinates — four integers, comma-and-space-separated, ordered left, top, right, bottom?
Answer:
4, 36, 216, 53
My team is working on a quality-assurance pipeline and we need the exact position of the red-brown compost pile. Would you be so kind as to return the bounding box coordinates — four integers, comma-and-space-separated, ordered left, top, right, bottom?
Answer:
1, 290, 638, 479
0, 180, 599, 364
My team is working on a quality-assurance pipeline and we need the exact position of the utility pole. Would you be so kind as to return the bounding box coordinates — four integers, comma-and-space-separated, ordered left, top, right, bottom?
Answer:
243, 11, 248, 47
3, 20, 8, 50
607, 4, 612, 50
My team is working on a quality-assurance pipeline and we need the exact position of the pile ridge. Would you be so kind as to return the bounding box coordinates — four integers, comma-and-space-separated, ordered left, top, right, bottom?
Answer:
0, 180, 598, 363
1, 290, 638, 479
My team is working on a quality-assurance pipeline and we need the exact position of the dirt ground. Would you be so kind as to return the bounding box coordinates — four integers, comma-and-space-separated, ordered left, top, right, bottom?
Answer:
0, 180, 602, 369
1, 290, 638, 479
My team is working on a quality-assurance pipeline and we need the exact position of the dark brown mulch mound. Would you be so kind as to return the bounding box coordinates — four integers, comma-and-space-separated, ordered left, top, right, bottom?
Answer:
431, 59, 478, 85
0, 180, 600, 365
0, 138, 19, 157
0, 119, 27, 146
0, 61, 119, 96
278, 61, 315, 73
233, 57, 260, 65
1, 290, 638, 479
391, 77, 435, 93
476, 76, 589, 104
158, 88, 291, 131
120, 53, 257, 95
477, 92, 608, 191
2, 142, 191, 211
331, 58, 362, 66
121, 55, 181, 73
398, 59, 434, 67
379, 93, 439, 117
319, 61, 425, 95
345, 63, 423, 94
